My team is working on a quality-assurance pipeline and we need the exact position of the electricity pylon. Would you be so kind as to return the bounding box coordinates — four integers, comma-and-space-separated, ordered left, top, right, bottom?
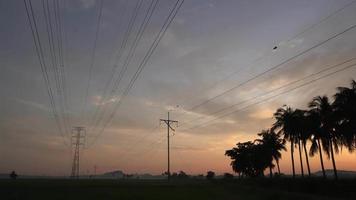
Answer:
70, 127, 86, 178
160, 112, 178, 181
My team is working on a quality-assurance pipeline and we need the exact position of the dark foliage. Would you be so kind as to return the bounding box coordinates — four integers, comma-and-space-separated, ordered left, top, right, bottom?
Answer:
226, 80, 356, 180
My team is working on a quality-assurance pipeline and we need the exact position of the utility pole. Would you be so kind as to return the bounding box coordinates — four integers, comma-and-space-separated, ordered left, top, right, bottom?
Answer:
70, 127, 86, 179
160, 112, 178, 181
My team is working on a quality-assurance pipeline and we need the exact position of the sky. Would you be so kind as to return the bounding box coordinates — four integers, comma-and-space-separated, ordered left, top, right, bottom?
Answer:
1, 0, 356, 176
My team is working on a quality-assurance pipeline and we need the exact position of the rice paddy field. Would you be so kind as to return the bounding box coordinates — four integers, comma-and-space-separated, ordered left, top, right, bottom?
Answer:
2, 178, 356, 200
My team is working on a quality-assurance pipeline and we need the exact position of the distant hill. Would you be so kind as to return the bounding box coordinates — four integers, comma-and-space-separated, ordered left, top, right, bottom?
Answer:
313, 169, 356, 179
101, 170, 124, 178
0, 173, 68, 179
93, 170, 164, 179
0, 170, 161, 180
4, 169, 355, 180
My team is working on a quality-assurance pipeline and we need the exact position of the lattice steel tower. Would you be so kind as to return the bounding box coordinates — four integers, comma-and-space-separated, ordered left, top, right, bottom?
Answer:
70, 127, 86, 178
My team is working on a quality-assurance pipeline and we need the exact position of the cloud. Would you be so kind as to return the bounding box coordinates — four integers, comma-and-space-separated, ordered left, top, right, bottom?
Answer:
248, 107, 274, 120
91, 95, 120, 106
2, 0, 356, 175
279, 38, 304, 49
78, 0, 96, 9
171, 145, 205, 151
15, 98, 50, 112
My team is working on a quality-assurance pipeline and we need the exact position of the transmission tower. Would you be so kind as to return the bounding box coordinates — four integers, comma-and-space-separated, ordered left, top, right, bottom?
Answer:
70, 127, 86, 178
160, 112, 178, 181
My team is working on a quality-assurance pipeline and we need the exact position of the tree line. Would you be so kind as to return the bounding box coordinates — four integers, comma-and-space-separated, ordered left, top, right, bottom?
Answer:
225, 80, 356, 179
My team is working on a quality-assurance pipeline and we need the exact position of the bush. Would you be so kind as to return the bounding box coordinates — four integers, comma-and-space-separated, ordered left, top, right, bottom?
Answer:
206, 171, 215, 180
223, 173, 234, 179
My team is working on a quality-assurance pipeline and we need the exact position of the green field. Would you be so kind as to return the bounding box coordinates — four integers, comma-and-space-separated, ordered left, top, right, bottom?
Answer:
1, 178, 355, 200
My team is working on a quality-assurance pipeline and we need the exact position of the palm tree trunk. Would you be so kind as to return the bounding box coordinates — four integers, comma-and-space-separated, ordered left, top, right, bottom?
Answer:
317, 139, 326, 179
303, 142, 311, 177
276, 159, 281, 174
291, 141, 295, 178
298, 139, 304, 177
269, 166, 273, 178
329, 139, 338, 180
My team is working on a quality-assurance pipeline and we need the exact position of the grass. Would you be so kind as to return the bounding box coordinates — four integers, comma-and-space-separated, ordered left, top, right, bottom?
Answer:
1, 178, 355, 200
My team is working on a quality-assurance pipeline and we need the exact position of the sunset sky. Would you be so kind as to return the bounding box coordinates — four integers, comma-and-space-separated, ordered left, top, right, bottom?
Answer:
1, 0, 356, 176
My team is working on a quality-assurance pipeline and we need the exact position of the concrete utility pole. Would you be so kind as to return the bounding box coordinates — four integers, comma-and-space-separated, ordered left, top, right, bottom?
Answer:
70, 127, 86, 179
160, 112, 178, 181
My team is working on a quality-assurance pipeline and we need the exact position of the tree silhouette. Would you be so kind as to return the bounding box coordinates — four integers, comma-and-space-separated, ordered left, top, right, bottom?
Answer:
206, 171, 215, 180
307, 110, 327, 178
225, 141, 271, 177
272, 106, 298, 178
223, 173, 234, 179
333, 80, 356, 152
296, 109, 312, 177
10, 171, 17, 180
309, 96, 339, 179
255, 129, 286, 177
294, 109, 306, 177
225, 80, 356, 180
178, 171, 189, 178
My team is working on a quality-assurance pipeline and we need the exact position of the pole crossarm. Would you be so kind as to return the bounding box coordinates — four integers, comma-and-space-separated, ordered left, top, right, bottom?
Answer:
160, 119, 178, 131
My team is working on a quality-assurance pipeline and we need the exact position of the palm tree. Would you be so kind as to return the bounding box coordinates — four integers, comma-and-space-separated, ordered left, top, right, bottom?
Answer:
297, 110, 312, 177
309, 95, 339, 179
293, 109, 306, 177
256, 129, 286, 177
307, 110, 327, 178
273, 106, 299, 178
333, 80, 356, 152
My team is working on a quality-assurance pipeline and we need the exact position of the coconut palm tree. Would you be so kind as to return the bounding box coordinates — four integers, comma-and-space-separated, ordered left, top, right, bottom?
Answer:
333, 80, 356, 152
293, 109, 306, 177
272, 106, 299, 178
309, 95, 339, 179
256, 129, 286, 177
307, 110, 327, 178
298, 110, 312, 177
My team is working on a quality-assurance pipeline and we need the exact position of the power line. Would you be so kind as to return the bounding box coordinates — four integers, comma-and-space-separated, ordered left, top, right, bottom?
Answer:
90, 0, 184, 147
179, 57, 356, 127
120, 133, 167, 166
82, 0, 104, 124
175, 1, 356, 118
41, 0, 70, 137
62, 0, 72, 108
42, 0, 60, 94
111, 125, 159, 157
85, 0, 129, 132
286, 0, 356, 43
182, 22, 356, 114
181, 62, 356, 132
88, 0, 143, 134
102, 1, 356, 161
87, 0, 185, 147
23, 0, 68, 146
53, 0, 71, 136
114, 126, 163, 164
58, 0, 72, 133
106, 107, 180, 161
89, 0, 155, 135
43, 0, 62, 95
